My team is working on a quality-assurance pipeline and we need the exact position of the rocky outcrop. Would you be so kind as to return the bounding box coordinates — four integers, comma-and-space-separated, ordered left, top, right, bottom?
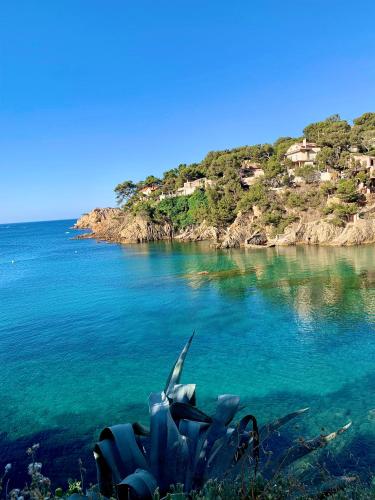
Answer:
175, 221, 220, 242
73, 208, 122, 231
275, 220, 343, 246
220, 211, 258, 248
74, 208, 173, 244
332, 219, 375, 246
275, 219, 375, 246
74, 207, 375, 248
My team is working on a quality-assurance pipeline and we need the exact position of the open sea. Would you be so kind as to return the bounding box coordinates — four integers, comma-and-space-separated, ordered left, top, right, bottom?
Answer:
0, 219, 374, 487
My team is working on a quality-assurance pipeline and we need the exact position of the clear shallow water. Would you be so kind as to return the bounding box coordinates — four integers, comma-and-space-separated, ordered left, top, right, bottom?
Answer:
0, 220, 374, 484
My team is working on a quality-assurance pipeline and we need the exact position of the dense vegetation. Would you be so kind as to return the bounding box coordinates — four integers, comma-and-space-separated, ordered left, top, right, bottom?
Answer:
114, 113, 375, 234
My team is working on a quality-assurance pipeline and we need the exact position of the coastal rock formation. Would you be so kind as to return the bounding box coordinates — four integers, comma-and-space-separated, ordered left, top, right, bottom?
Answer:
74, 208, 122, 232
74, 208, 173, 244
275, 220, 343, 246
220, 211, 258, 248
175, 221, 220, 242
74, 208, 375, 248
275, 219, 375, 246
333, 219, 375, 246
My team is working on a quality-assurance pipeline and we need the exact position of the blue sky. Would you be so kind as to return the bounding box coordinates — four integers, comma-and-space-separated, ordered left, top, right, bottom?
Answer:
1, 1, 374, 223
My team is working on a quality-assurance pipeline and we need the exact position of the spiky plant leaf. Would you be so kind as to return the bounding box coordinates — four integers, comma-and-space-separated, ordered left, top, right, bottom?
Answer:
170, 402, 212, 423
117, 469, 157, 500
164, 333, 194, 397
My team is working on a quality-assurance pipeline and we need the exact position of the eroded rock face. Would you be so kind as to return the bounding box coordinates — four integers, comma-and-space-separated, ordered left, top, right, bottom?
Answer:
74, 207, 375, 248
74, 208, 173, 244
175, 221, 220, 242
275, 219, 375, 246
220, 211, 257, 248
333, 219, 375, 246
73, 208, 122, 231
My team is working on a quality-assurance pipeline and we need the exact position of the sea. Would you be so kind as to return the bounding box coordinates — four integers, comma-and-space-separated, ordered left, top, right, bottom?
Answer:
0, 219, 374, 487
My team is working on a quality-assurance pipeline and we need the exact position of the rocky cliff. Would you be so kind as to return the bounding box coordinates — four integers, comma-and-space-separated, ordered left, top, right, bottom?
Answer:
74, 207, 375, 248
74, 208, 173, 244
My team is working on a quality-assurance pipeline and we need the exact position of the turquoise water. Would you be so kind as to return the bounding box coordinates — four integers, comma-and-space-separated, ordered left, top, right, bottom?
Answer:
0, 219, 375, 484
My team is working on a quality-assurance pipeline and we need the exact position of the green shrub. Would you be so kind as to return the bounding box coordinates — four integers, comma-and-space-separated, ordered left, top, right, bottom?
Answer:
320, 181, 336, 196
294, 164, 320, 183
324, 202, 358, 224
285, 192, 306, 209
237, 182, 268, 212
337, 179, 359, 202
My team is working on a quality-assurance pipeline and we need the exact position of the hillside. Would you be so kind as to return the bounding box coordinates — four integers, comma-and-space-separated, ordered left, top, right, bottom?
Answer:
75, 113, 375, 247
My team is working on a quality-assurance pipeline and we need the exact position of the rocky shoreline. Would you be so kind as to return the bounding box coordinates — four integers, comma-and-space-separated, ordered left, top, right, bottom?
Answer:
74, 207, 375, 248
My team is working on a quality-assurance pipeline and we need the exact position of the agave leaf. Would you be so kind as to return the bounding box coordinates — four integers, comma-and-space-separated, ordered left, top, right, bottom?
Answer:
168, 384, 197, 405
149, 391, 190, 492
164, 333, 195, 396
178, 419, 210, 492
202, 428, 236, 480
192, 395, 241, 488
170, 402, 212, 424
99, 424, 149, 477
149, 392, 170, 489
207, 414, 260, 480
233, 414, 259, 465
132, 422, 150, 436
265, 422, 352, 473
260, 408, 309, 439
94, 438, 123, 493
117, 468, 157, 500
213, 394, 241, 426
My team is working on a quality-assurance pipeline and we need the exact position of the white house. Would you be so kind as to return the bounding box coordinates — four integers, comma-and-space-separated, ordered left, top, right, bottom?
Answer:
350, 154, 375, 170
285, 139, 321, 167
240, 161, 265, 186
139, 185, 159, 196
159, 178, 215, 200
176, 178, 215, 196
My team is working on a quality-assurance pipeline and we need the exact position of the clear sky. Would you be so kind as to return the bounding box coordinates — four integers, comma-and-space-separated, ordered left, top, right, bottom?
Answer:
1, 0, 374, 223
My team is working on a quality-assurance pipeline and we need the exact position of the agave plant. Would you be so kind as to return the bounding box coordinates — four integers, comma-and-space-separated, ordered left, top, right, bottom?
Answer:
93, 334, 353, 499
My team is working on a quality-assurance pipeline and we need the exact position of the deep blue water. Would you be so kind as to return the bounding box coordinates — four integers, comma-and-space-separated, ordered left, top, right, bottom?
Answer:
0, 219, 374, 485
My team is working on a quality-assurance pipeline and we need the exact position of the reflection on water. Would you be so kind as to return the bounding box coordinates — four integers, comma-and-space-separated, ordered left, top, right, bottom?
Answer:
179, 244, 375, 326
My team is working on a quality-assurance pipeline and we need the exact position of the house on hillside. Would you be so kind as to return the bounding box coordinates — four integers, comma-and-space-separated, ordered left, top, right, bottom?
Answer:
285, 139, 321, 167
176, 178, 213, 196
285, 139, 330, 185
159, 178, 215, 200
350, 153, 375, 170
139, 185, 159, 197
240, 161, 265, 186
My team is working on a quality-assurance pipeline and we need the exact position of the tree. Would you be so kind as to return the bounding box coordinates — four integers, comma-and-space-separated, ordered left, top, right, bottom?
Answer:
143, 175, 161, 186
353, 112, 375, 129
316, 147, 340, 170
273, 137, 300, 160
237, 182, 268, 212
350, 113, 375, 152
294, 164, 320, 184
336, 179, 359, 203
303, 115, 351, 150
114, 180, 137, 205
